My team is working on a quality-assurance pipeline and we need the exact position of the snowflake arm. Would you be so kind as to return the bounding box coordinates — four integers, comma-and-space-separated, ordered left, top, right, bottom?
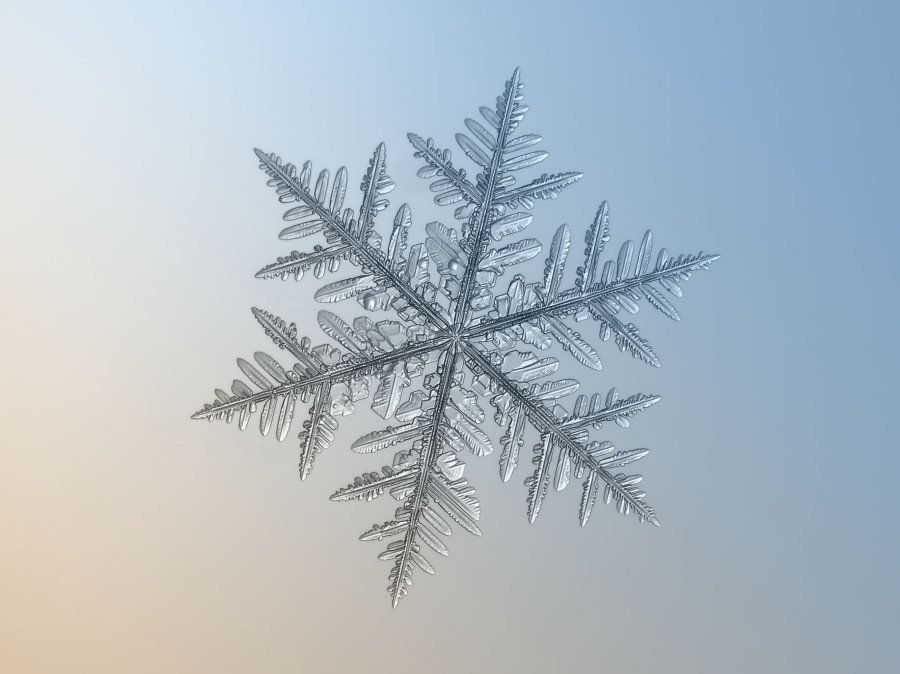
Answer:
467, 226, 720, 369
462, 342, 658, 525
382, 346, 460, 607
191, 307, 449, 436
329, 346, 483, 606
254, 146, 450, 329
411, 68, 584, 325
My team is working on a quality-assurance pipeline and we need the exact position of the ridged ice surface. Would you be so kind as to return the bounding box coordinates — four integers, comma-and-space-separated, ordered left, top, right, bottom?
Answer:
192, 68, 719, 607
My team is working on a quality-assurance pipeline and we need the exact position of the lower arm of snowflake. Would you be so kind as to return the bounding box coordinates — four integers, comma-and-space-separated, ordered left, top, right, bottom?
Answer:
192, 68, 719, 607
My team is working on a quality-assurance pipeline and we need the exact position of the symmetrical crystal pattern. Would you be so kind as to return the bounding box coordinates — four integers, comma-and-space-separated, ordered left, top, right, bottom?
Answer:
193, 69, 718, 606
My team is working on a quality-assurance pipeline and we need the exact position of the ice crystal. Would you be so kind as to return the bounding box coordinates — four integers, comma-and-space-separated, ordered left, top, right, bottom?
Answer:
192, 69, 719, 606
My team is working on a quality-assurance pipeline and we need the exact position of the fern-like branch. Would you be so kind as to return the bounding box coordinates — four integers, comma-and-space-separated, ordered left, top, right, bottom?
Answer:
254, 147, 450, 329
468, 251, 719, 339
192, 332, 449, 420
462, 342, 660, 526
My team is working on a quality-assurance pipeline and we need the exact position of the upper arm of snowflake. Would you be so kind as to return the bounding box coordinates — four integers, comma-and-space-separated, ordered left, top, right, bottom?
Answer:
192, 68, 719, 607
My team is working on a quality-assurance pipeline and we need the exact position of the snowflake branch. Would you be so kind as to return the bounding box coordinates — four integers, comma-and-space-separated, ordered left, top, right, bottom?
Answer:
462, 342, 660, 526
330, 466, 419, 502
191, 336, 450, 420
254, 148, 450, 330
453, 68, 525, 327
495, 172, 584, 207
407, 133, 482, 205
298, 382, 334, 480
255, 244, 351, 281
466, 252, 720, 339
562, 391, 661, 430
387, 345, 460, 607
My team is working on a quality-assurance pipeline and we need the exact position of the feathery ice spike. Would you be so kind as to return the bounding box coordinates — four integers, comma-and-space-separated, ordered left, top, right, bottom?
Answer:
192, 68, 719, 606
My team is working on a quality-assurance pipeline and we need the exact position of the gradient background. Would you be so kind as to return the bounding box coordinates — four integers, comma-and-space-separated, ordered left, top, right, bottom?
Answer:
1, 1, 898, 673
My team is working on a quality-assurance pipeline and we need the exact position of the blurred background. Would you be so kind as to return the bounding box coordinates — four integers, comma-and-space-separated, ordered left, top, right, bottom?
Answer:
1, 1, 897, 672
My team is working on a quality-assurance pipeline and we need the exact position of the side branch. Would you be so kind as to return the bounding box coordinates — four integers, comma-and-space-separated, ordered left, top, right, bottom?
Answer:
407, 133, 482, 204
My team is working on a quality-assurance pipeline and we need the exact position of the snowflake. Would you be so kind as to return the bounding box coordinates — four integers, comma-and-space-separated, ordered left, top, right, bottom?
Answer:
192, 68, 719, 607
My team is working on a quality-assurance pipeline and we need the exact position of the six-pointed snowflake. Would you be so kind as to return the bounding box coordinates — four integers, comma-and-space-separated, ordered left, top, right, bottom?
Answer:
192, 68, 718, 606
